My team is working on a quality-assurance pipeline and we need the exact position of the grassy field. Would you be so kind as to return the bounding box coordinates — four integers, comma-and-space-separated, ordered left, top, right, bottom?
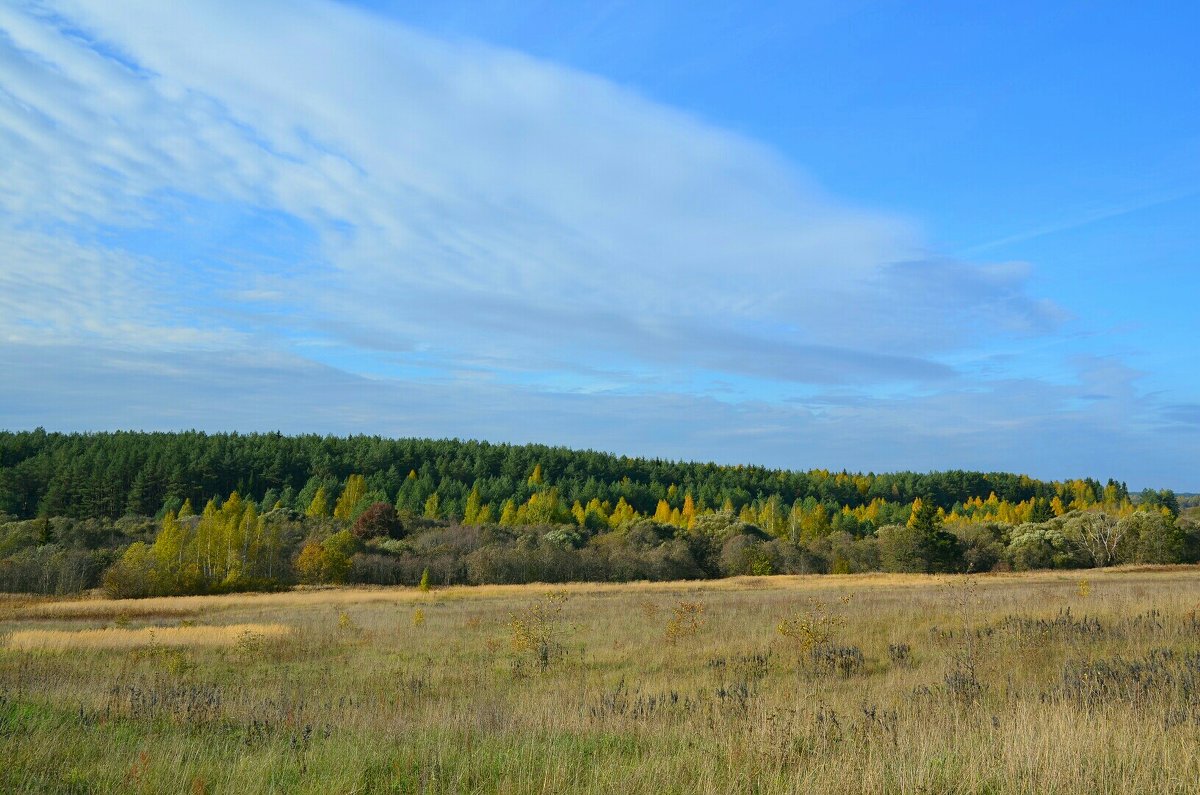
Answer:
3, 569, 1200, 794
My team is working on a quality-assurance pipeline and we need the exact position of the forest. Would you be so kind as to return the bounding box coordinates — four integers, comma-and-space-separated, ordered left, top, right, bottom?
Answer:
0, 429, 1193, 596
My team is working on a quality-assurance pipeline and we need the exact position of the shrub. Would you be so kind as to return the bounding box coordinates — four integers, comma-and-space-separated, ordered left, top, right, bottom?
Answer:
664, 601, 706, 645
509, 591, 572, 673
950, 522, 1007, 572
352, 502, 404, 540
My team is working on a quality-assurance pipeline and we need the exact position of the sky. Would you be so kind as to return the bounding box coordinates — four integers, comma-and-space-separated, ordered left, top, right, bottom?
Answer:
0, 1, 1197, 489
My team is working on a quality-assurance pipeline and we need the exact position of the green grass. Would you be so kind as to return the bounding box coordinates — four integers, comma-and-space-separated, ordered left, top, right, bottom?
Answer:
3, 568, 1200, 793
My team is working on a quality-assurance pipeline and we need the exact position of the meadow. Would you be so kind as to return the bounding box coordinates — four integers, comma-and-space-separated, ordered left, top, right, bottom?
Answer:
2, 568, 1199, 793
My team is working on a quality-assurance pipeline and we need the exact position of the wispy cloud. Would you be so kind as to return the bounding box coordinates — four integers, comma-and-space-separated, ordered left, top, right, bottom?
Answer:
1, 1, 1188, 488
957, 189, 1200, 256
0, 0, 1062, 386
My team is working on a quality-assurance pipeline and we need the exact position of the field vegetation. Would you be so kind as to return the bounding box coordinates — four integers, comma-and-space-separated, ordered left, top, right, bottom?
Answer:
3, 568, 1200, 793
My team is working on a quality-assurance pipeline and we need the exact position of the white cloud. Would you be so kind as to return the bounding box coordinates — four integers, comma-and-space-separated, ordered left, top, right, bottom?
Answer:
5, 2, 1181, 486
0, 0, 1061, 386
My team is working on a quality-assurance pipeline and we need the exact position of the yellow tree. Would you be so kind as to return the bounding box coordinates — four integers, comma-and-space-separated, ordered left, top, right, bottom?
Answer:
799, 503, 829, 541
334, 474, 367, 520
236, 502, 260, 580
585, 498, 610, 525
757, 495, 784, 536
524, 488, 564, 525
609, 497, 637, 528
306, 486, 330, 518
907, 498, 925, 529
150, 510, 185, 593
528, 464, 544, 486
296, 541, 326, 584
463, 487, 483, 525
263, 516, 283, 580
423, 492, 441, 519
222, 492, 247, 581
195, 498, 221, 581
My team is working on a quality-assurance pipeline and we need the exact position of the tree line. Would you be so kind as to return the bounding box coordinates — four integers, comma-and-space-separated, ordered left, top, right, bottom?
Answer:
0, 430, 1191, 596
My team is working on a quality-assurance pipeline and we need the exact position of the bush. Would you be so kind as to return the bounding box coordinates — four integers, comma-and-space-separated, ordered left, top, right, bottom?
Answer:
719, 533, 769, 576
352, 502, 404, 540
1007, 522, 1078, 570
951, 522, 1007, 572
101, 542, 155, 598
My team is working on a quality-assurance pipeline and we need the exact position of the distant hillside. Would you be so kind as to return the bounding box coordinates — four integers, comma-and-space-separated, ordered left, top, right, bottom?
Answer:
0, 429, 1133, 522
0, 431, 1191, 597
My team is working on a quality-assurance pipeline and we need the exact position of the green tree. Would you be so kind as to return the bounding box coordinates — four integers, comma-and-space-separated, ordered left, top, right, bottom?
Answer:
321, 530, 357, 583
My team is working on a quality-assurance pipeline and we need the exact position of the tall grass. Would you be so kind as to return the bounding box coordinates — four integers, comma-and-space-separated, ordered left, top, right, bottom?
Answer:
6, 623, 290, 651
2, 567, 1199, 793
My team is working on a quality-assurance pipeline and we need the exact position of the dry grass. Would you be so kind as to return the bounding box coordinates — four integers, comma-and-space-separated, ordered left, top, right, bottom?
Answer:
5, 623, 290, 651
14, 565, 1186, 620
3, 567, 1200, 793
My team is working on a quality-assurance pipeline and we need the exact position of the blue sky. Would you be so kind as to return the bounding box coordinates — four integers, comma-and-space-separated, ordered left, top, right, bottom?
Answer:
0, 1, 1197, 489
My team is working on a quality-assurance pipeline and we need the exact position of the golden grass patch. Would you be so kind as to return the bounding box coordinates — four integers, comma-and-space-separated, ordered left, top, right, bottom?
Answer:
5, 622, 290, 650
7, 565, 1198, 622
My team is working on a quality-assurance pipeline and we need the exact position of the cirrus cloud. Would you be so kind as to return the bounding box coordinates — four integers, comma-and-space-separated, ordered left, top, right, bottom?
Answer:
2, 1, 1188, 488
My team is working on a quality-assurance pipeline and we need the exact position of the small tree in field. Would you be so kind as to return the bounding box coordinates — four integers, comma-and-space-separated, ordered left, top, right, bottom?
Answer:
509, 591, 571, 673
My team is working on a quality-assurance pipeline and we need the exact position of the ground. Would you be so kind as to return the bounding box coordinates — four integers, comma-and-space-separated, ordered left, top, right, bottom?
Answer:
3, 568, 1200, 793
